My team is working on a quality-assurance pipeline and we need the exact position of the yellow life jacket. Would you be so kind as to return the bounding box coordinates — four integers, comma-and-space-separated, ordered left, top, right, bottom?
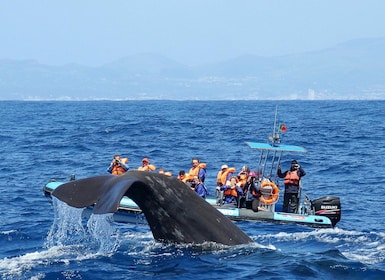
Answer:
138, 164, 156, 171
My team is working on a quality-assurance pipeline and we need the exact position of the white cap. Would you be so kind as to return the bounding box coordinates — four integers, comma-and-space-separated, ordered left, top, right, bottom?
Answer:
221, 164, 228, 170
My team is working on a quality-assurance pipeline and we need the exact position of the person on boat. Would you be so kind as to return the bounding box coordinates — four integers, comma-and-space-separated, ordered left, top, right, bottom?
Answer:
239, 171, 261, 210
277, 160, 306, 213
138, 158, 156, 171
184, 157, 207, 185
217, 176, 243, 206
107, 154, 129, 175
246, 171, 260, 197
238, 169, 259, 207
238, 165, 251, 187
216, 164, 236, 187
158, 168, 172, 176
177, 170, 187, 182
191, 176, 209, 198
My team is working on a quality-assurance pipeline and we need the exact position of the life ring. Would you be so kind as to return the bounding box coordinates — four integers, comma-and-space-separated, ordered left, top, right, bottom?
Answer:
259, 181, 279, 205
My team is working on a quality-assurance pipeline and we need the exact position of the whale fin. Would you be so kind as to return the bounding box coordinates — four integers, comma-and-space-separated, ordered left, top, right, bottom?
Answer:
52, 171, 252, 245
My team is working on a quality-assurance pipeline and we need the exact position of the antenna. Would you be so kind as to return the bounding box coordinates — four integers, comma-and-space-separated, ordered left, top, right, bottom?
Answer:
273, 105, 278, 136
268, 105, 281, 145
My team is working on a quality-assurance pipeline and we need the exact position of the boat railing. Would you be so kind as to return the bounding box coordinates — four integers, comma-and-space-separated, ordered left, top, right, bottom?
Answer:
297, 192, 314, 215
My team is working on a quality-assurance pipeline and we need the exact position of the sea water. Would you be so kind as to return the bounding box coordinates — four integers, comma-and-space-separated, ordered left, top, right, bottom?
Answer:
0, 100, 385, 279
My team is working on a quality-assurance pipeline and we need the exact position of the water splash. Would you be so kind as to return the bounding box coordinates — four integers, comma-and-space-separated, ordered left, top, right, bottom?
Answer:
87, 212, 120, 254
45, 198, 120, 255
45, 198, 86, 248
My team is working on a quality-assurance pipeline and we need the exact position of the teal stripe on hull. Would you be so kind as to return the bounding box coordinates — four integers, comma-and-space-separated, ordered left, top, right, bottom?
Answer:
273, 212, 332, 225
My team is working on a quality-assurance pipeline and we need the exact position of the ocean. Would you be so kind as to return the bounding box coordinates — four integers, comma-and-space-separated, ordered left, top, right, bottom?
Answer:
0, 100, 385, 279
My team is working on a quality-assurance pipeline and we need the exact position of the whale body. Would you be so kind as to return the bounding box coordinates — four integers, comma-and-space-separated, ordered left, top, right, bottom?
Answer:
52, 170, 252, 246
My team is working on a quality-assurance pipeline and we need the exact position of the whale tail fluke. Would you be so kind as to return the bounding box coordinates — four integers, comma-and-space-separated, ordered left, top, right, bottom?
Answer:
52, 171, 253, 246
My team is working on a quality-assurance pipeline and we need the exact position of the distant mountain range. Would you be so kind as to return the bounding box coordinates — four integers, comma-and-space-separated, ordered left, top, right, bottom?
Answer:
1, 37, 385, 100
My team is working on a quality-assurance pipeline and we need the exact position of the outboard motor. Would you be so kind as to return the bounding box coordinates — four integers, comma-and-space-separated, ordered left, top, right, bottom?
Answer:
312, 196, 341, 227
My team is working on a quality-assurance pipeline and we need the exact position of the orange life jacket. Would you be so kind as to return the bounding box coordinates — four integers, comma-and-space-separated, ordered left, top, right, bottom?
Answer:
224, 186, 238, 197
284, 171, 300, 185
186, 163, 207, 181
111, 158, 128, 175
138, 164, 156, 171
178, 174, 186, 181
238, 172, 248, 187
216, 171, 223, 185
220, 167, 236, 186
224, 175, 239, 197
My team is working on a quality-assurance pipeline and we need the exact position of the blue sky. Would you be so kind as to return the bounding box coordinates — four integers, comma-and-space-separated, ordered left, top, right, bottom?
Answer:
1, 0, 385, 66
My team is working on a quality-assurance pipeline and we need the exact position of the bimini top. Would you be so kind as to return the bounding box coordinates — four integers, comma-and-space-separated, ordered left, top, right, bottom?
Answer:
246, 142, 307, 153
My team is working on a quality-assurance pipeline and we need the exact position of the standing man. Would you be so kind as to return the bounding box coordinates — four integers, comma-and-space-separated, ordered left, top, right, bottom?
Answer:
277, 160, 306, 213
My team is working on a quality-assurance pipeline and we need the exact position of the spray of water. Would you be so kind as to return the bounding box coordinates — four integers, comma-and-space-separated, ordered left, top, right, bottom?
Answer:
45, 198, 120, 256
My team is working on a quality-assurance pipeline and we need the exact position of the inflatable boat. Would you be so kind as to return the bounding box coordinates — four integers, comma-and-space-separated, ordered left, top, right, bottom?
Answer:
43, 108, 341, 228
43, 178, 340, 228
43, 132, 340, 228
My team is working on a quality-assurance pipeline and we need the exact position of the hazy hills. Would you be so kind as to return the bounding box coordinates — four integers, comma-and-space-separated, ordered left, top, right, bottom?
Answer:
1, 37, 384, 100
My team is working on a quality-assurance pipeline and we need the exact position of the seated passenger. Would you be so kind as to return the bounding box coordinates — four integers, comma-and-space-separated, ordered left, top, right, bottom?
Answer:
138, 157, 156, 171
246, 171, 260, 197
238, 165, 251, 187
158, 168, 172, 176
184, 157, 207, 186
107, 154, 129, 175
216, 164, 236, 187
191, 176, 209, 199
217, 176, 243, 206
177, 170, 187, 181
238, 168, 258, 208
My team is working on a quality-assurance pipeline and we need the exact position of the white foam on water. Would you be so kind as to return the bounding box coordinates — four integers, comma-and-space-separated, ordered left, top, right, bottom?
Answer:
255, 227, 385, 264
0, 198, 122, 278
0, 245, 75, 278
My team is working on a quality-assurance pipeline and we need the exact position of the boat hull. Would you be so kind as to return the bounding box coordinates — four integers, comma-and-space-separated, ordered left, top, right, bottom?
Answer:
215, 207, 332, 227
205, 198, 333, 228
